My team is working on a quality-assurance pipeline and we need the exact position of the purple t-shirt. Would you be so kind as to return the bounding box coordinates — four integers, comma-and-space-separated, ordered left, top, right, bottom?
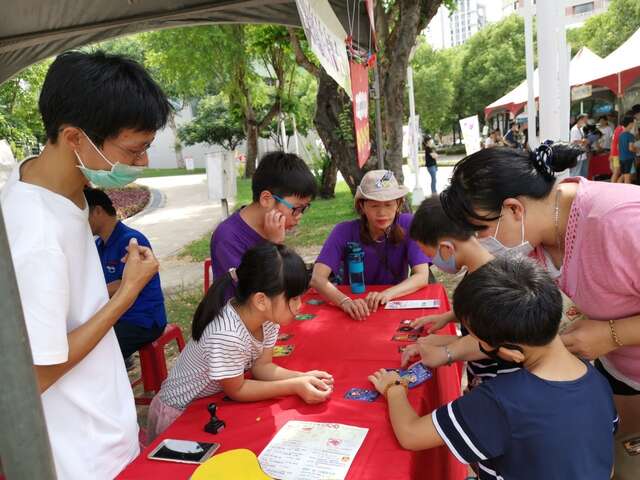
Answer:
210, 210, 265, 295
316, 213, 430, 286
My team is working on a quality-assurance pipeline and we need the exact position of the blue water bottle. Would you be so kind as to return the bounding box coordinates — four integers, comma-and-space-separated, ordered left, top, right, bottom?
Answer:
346, 242, 365, 294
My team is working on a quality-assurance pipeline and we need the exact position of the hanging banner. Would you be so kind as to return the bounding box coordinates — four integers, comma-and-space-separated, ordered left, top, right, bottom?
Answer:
350, 60, 371, 168
364, 0, 377, 49
459, 115, 482, 156
295, 0, 352, 97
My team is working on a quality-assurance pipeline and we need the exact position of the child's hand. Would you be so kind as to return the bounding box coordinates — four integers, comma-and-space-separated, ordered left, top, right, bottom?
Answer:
365, 290, 392, 312
294, 376, 332, 404
368, 369, 401, 396
304, 370, 334, 386
401, 341, 449, 369
264, 209, 286, 244
341, 298, 370, 320
411, 312, 449, 332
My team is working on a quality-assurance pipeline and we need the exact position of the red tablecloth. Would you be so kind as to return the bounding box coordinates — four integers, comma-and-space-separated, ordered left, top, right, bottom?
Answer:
588, 152, 612, 179
118, 285, 466, 480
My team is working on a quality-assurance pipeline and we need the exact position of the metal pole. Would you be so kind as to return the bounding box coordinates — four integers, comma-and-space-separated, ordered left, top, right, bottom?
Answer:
0, 208, 57, 480
524, 0, 538, 148
373, 61, 385, 169
407, 64, 424, 206
279, 114, 288, 153
291, 114, 300, 156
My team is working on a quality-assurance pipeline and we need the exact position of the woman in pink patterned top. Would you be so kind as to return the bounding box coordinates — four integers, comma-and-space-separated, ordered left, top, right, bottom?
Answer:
440, 143, 640, 459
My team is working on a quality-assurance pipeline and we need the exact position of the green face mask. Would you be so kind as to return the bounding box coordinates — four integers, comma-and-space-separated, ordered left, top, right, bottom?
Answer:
75, 132, 144, 188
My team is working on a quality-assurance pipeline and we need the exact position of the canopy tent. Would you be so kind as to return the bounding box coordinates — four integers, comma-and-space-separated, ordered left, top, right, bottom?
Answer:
484, 47, 605, 118
582, 27, 640, 96
0, 0, 372, 84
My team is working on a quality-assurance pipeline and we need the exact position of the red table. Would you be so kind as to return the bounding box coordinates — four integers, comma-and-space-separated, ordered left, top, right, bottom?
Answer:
588, 152, 612, 179
118, 285, 466, 480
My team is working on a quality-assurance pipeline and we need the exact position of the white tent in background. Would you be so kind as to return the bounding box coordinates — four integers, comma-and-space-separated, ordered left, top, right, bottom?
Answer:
581, 27, 640, 96
485, 47, 605, 118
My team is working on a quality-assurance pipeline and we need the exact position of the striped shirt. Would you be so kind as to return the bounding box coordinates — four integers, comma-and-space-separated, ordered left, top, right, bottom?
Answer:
433, 363, 618, 480
159, 302, 279, 409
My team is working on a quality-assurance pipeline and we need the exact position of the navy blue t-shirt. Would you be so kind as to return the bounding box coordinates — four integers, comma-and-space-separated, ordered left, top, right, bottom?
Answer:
95, 221, 167, 330
433, 363, 617, 480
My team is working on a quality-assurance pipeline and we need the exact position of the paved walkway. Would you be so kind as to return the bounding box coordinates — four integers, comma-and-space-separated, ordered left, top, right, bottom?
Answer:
128, 156, 461, 294
124, 174, 230, 294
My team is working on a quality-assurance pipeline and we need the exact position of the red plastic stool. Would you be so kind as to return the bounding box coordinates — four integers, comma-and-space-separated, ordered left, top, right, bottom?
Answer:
132, 323, 186, 405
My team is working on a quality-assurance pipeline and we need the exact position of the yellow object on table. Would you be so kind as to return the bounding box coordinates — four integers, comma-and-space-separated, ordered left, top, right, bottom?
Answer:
191, 449, 272, 480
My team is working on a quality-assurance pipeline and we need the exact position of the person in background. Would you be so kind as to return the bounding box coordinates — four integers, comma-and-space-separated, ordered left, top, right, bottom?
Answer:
598, 115, 614, 151
569, 114, 589, 177
484, 129, 502, 148
503, 122, 521, 149
85, 187, 167, 369
422, 135, 438, 194
618, 114, 637, 184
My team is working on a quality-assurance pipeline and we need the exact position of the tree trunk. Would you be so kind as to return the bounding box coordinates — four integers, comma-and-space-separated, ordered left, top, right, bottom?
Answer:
168, 113, 185, 169
314, 70, 371, 196
245, 123, 258, 178
319, 154, 338, 199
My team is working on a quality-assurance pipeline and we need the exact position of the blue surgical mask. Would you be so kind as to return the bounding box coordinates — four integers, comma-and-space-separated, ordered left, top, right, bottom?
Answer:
75, 132, 144, 188
433, 244, 460, 274
478, 209, 533, 258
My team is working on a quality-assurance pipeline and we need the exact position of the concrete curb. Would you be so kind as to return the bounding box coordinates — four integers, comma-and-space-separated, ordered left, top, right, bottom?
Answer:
123, 187, 165, 224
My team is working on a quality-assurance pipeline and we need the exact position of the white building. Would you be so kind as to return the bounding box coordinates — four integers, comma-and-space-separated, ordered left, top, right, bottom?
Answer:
426, 0, 487, 49
502, 0, 611, 27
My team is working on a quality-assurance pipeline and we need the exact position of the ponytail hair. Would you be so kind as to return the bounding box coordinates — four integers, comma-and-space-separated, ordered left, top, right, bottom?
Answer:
191, 242, 309, 341
441, 143, 582, 231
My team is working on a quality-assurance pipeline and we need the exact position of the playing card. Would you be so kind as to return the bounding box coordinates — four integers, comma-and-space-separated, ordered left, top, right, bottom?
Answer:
396, 325, 422, 334
277, 333, 293, 341
344, 388, 379, 402
295, 314, 316, 321
273, 345, 295, 357
385, 300, 441, 310
387, 362, 432, 388
306, 298, 325, 305
391, 333, 419, 342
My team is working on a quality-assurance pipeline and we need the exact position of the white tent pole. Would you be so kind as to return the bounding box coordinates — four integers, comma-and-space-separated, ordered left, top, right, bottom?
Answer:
292, 114, 300, 156
407, 57, 424, 206
279, 114, 288, 153
524, 0, 538, 148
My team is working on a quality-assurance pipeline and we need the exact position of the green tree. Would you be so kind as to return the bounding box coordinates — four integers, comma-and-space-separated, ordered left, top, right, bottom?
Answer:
567, 0, 640, 57
178, 94, 245, 151
411, 40, 459, 136
453, 14, 527, 121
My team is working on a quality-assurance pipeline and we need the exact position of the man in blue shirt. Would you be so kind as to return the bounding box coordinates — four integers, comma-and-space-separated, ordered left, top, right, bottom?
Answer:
85, 187, 167, 367
369, 256, 617, 480
618, 114, 637, 184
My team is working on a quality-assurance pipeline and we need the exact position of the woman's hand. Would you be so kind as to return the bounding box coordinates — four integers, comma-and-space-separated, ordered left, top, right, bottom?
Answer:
560, 318, 617, 360
365, 290, 393, 312
341, 298, 370, 321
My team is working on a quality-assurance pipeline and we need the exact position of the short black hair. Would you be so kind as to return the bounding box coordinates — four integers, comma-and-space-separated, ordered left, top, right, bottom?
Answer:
631, 104, 640, 115
622, 114, 636, 127
251, 151, 317, 202
453, 255, 562, 347
84, 187, 116, 216
410, 195, 474, 246
40, 51, 172, 145
598, 116, 608, 122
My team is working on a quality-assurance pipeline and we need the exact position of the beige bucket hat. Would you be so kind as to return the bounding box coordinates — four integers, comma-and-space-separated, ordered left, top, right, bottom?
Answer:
354, 169, 409, 203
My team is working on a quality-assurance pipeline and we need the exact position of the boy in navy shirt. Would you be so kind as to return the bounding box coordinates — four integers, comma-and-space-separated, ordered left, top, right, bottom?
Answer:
85, 187, 167, 366
369, 256, 617, 479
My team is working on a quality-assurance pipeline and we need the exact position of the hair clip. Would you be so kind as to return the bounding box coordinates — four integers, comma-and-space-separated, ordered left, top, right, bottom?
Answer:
530, 144, 555, 181
228, 267, 239, 284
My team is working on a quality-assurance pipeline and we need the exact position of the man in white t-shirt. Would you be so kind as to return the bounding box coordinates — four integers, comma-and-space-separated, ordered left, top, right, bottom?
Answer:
570, 114, 589, 177
0, 51, 171, 479
597, 115, 614, 150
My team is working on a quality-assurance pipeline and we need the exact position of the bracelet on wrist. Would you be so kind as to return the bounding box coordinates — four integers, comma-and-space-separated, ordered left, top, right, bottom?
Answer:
443, 345, 454, 366
609, 320, 623, 347
338, 296, 353, 307
383, 378, 409, 398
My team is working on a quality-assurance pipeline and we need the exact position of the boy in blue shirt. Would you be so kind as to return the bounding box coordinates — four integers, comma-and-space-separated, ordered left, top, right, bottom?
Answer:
618, 114, 637, 184
369, 255, 617, 479
85, 187, 167, 367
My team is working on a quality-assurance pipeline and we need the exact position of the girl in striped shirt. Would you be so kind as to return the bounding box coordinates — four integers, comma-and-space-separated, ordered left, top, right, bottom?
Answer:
147, 242, 333, 442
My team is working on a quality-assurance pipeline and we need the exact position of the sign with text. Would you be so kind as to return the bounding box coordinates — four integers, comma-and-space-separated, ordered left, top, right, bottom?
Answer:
571, 84, 592, 101
295, 0, 352, 97
350, 60, 371, 168
459, 115, 481, 156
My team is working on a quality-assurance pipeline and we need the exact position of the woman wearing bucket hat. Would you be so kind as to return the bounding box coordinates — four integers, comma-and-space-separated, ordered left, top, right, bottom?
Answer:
310, 170, 431, 320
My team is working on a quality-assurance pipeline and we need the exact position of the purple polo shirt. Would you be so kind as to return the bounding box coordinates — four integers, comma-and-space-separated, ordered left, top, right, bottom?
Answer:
210, 210, 265, 298
316, 213, 430, 286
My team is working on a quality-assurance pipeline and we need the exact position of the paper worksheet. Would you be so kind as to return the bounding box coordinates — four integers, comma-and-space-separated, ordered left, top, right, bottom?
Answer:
384, 299, 441, 310
258, 421, 369, 480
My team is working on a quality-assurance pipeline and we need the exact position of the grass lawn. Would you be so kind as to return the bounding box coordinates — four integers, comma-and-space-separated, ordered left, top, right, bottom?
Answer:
179, 179, 357, 261
139, 167, 206, 178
